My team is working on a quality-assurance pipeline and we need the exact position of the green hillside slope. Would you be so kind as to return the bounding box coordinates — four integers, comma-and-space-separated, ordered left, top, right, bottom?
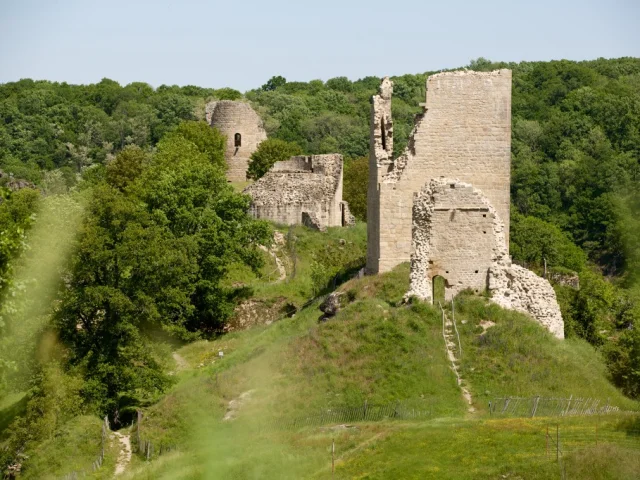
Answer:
109, 263, 638, 479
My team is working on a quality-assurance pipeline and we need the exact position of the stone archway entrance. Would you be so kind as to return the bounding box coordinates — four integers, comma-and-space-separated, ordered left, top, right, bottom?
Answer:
432, 275, 446, 305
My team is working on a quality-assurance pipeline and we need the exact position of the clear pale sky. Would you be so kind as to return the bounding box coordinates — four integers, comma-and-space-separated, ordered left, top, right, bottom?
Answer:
1, 0, 638, 91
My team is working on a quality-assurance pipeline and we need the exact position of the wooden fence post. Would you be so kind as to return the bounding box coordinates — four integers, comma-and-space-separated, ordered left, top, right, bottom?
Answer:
546, 426, 549, 458
556, 425, 560, 463
331, 439, 335, 478
531, 396, 539, 418
137, 410, 142, 453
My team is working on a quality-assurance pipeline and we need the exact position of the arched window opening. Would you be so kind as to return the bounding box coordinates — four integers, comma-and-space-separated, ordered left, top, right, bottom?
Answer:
432, 275, 446, 305
234, 133, 242, 147
380, 116, 387, 151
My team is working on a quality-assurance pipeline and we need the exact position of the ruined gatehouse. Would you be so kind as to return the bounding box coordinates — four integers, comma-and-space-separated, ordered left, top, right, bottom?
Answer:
367, 71, 564, 338
243, 154, 355, 231
206, 100, 267, 182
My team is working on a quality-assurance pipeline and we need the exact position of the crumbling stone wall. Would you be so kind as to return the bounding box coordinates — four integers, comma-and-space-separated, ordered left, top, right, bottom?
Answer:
366, 78, 394, 274
407, 178, 564, 339
490, 264, 565, 339
206, 100, 267, 182
366, 70, 512, 274
243, 154, 353, 230
408, 178, 508, 301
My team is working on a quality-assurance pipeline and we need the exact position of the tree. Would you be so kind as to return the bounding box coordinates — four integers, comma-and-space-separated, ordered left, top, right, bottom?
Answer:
54, 126, 272, 418
169, 120, 226, 170
105, 145, 149, 191
247, 138, 303, 180
55, 185, 186, 417
215, 88, 243, 100
343, 156, 368, 220
510, 212, 587, 272
605, 317, 640, 398
261, 76, 287, 92
151, 93, 196, 142
325, 76, 352, 93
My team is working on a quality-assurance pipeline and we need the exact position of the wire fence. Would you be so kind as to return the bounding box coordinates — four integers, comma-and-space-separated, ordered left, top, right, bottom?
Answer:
489, 395, 626, 418
60, 416, 109, 480
312, 419, 640, 479
543, 421, 640, 478
133, 410, 177, 462
261, 399, 434, 432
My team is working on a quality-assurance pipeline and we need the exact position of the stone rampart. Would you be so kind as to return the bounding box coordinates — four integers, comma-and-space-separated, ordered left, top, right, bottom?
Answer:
244, 154, 352, 230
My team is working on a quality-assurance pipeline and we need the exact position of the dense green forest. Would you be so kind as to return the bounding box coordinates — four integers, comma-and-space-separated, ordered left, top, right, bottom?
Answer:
0, 57, 639, 474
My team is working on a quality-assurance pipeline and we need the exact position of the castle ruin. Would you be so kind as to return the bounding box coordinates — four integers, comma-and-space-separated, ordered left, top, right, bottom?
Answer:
367, 71, 564, 338
243, 154, 355, 231
206, 100, 267, 182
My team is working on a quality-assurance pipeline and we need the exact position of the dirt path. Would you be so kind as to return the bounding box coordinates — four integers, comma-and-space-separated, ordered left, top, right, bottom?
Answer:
112, 431, 131, 476
441, 309, 475, 413
259, 245, 286, 281
172, 351, 189, 371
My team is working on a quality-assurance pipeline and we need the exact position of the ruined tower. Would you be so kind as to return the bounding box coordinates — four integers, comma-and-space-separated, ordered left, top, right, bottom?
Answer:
366, 70, 512, 274
206, 100, 267, 182
366, 70, 563, 338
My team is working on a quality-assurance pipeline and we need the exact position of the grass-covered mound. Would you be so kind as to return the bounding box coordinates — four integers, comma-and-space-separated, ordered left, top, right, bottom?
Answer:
12, 259, 639, 479
134, 264, 465, 448
451, 294, 639, 412
118, 262, 637, 479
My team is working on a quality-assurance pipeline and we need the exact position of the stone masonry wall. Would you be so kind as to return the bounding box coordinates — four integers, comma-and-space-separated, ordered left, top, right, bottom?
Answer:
367, 70, 512, 274
207, 101, 267, 182
408, 178, 509, 302
407, 178, 564, 339
244, 154, 347, 230
366, 77, 394, 274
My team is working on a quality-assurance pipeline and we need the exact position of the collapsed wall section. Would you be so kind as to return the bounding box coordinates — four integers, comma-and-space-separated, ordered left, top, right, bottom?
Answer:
489, 265, 565, 339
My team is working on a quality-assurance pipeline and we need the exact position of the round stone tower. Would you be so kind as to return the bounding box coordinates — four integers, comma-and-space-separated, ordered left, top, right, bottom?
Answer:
206, 101, 267, 182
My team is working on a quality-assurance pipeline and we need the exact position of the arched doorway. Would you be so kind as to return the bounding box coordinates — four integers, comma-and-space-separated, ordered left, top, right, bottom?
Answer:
432, 275, 446, 305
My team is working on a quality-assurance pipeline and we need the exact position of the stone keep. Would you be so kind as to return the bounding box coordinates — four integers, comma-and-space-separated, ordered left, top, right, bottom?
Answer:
366, 70, 512, 274
243, 154, 355, 231
206, 100, 267, 182
366, 70, 564, 338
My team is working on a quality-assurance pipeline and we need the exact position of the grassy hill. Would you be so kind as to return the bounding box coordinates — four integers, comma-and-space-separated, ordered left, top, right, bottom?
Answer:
4, 224, 640, 479
116, 246, 637, 479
